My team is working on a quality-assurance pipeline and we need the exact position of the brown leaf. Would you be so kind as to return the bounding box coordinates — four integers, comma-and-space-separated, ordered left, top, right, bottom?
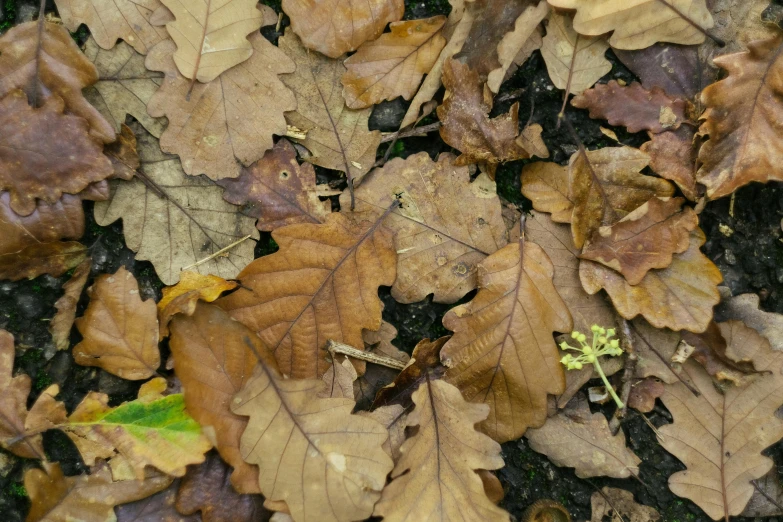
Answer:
613, 43, 704, 101
358, 404, 407, 462
0, 90, 113, 216
580, 197, 699, 285
104, 124, 141, 181
521, 162, 573, 223
373, 378, 510, 522
218, 211, 396, 379
741, 468, 783, 517
714, 293, 783, 352
571, 80, 688, 134
217, 139, 332, 231
526, 394, 641, 479
283, 0, 403, 58
627, 377, 664, 413
115, 479, 200, 522
342, 152, 507, 304
50, 257, 92, 351
74, 267, 160, 380
590, 487, 661, 522
354, 322, 410, 410
681, 321, 755, 384
630, 318, 682, 384
320, 356, 358, 400
0, 241, 87, 282
640, 126, 699, 201
440, 235, 572, 442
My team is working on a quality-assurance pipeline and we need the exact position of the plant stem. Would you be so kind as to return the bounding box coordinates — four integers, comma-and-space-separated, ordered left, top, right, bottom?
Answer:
594, 358, 624, 408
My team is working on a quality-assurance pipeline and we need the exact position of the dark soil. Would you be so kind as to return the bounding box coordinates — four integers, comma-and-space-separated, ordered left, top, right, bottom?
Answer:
1, 0, 783, 521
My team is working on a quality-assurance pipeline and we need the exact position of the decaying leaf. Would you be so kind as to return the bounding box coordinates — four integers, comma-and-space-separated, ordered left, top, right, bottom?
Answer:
146, 36, 296, 180
160, 0, 264, 83
217, 139, 332, 231
373, 378, 510, 522
741, 467, 783, 517
73, 267, 160, 380
94, 124, 259, 285
0, 240, 87, 282
373, 336, 448, 410
283, 0, 404, 58
342, 16, 447, 109
640, 126, 699, 201
590, 487, 661, 522
354, 323, 410, 409
680, 321, 756, 384
341, 152, 507, 304
613, 43, 703, 102
521, 162, 573, 223
541, 12, 611, 95
440, 234, 572, 443
50, 258, 92, 351
714, 293, 783, 352
526, 394, 641, 479
627, 377, 665, 413
630, 318, 682, 384
278, 31, 381, 186
547, 0, 714, 49
115, 478, 199, 522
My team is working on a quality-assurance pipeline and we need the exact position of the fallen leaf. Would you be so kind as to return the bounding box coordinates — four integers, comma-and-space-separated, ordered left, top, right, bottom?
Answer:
217, 139, 332, 231
613, 43, 703, 101
373, 378, 510, 522
0, 241, 87, 282
640, 126, 699, 201
541, 12, 611, 95
373, 336, 448, 410
547, 0, 714, 49
478, 470, 505, 505
590, 487, 661, 522
630, 318, 682, 384
50, 257, 92, 351
741, 468, 783, 517
354, 322, 410, 410
358, 404, 407, 462
115, 479, 200, 522
94, 124, 259, 285
146, 36, 296, 180
342, 152, 507, 303
521, 162, 573, 223
283, 0, 404, 58
0, 90, 113, 216
342, 16, 447, 109
526, 394, 641, 479
627, 377, 665, 413
714, 293, 783, 352
571, 80, 688, 133
158, 270, 237, 319
680, 321, 755, 384
104, 124, 141, 181
320, 356, 358, 400
73, 266, 160, 380
440, 234, 572, 443
278, 30, 381, 187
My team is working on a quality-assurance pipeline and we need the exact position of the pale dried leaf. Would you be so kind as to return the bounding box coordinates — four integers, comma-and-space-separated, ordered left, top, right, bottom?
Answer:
520, 162, 573, 223
714, 293, 783, 352
319, 356, 358, 400
50, 257, 92, 351
358, 404, 406, 462
590, 487, 661, 522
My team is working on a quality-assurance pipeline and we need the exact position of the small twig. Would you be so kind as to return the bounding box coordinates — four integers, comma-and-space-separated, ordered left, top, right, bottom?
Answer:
380, 122, 441, 143
630, 322, 701, 397
752, 479, 783, 512
615, 319, 637, 421
327, 340, 406, 370
656, 0, 725, 46
556, 33, 580, 130
495, 88, 526, 105
182, 234, 253, 270
638, 411, 665, 442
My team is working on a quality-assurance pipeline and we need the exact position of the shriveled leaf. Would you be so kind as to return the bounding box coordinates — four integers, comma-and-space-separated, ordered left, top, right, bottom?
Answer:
630, 318, 682, 384
627, 377, 665, 413
74, 267, 160, 380
547, 0, 714, 49
571, 80, 689, 133
0, 241, 87, 282
217, 139, 332, 231
526, 394, 641, 479
146, 36, 296, 180
373, 336, 448, 409
373, 378, 510, 522
640, 126, 698, 200
440, 235, 572, 443
342, 16, 447, 109
278, 31, 381, 185
50, 257, 92, 351
541, 12, 611, 95
94, 124, 259, 285
0, 90, 113, 216
115, 479, 199, 522
520, 162, 573, 223
590, 487, 661, 522
283, 0, 403, 58
680, 321, 755, 384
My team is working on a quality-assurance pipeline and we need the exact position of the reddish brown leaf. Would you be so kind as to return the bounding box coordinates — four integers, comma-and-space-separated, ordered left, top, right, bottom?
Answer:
627, 378, 664, 413
640, 126, 699, 201
50, 257, 92, 351
104, 124, 140, 181
681, 321, 755, 384
372, 337, 449, 410
614, 43, 704, 101
354, 321, 409, 410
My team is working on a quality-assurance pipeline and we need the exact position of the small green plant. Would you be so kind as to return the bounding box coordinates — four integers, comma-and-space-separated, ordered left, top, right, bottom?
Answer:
559, 325, 625, 408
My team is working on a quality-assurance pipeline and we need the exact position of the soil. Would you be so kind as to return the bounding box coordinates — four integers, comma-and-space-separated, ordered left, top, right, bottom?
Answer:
2, 1, 783, 521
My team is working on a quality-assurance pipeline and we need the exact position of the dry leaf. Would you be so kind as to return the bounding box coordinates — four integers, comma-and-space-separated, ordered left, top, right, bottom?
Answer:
74, 267, 160, 380
218, 211, 396, 379
160, 0, 264, 83
521, 162, 573, 223
547, 0, 714, 49
217, 139, 332, 231
714, 293, 783, 352
146, 36, 296, 180
373, 378, 510, 522
630, 318, 681, 384
613, 43, 703, 102
115, 478, 200, 522
640, 126, 699, 201
590, 487, 661, 522
541, 12, 611, 95
373, 336, 448, 410
440, 235, 572, 443
104, 124, 141, 181
342, 16, 447, 109
571, 80, 689, 133
278, 30, 381, 185
49, 257, 92, 351
680, 321, 755, 384
158, 270, 237, 313
94, 124, 259, 285
0, 90, 113, 216
359, 404, 407, 462
0, 240, 87, 282
627, 377, 665, 413
342, 152, 507, 304
283, 0, 404, 58
320, 356, 358, 400
354, 322, 410, 410
741, 468, 783, 517
526, 394, 641, 479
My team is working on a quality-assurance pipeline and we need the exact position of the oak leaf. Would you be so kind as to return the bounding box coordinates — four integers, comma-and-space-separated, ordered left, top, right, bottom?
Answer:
158, 270, 238, 336
373, 336, 448, 410
547, 0, 714, 49
146, 36, 296, 180
340, 152, 507, 303
520, 162, 573, 223
342, 16, 447, 109
0, 241, 87, 282
50, 257, 92, 351
613, 43, 703, 101
715, 293, 783, 352
373, 378, 510, 522
627, 377, 665, 413
640, 126, 699, 201
359, 404, 407, 462
116, 479, 200, 522
440, 234, 572, 443
590, 487, 661, 522
320, 356, 358, 400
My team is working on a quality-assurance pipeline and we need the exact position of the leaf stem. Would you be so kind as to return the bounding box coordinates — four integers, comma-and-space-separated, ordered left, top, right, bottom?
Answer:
594, 357, 624, 408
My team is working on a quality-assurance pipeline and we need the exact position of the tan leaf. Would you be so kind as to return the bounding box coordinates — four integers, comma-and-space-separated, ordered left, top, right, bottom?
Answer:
232, 349, 394, 522
160, 0, 264, 83
217, 211, 396, 379
73, 267, 160, 380
278, 30, 381, 185
373, 378, 510, 522
373, 336, 448, 409
581, 229, 722, 333
541, 12, 611, 95
440, 235, 572, 443
358, 404, 407, 462
526, 394, 641, 479
320, 356, 358, 399
572, 80, 689, 133
520, 161, 573, 223
146, 36, 296, 180
340, 152, 507, 304
0, 19, 115, 142
94, 123, 259, 285
547, 0, 714, 49
50, 257, 92, 351
590, 487, 661, 522
715, 293, 783, 352
640, 126, 699, 201
283, 0, 403, 58
342, 16, 447, 109
115, 478, 198, 521
630, 318, 681, 384
696, 35, 783, 199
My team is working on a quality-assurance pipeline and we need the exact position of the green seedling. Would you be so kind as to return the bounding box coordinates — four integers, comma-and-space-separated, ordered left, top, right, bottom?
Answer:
559, 325, 625, 408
